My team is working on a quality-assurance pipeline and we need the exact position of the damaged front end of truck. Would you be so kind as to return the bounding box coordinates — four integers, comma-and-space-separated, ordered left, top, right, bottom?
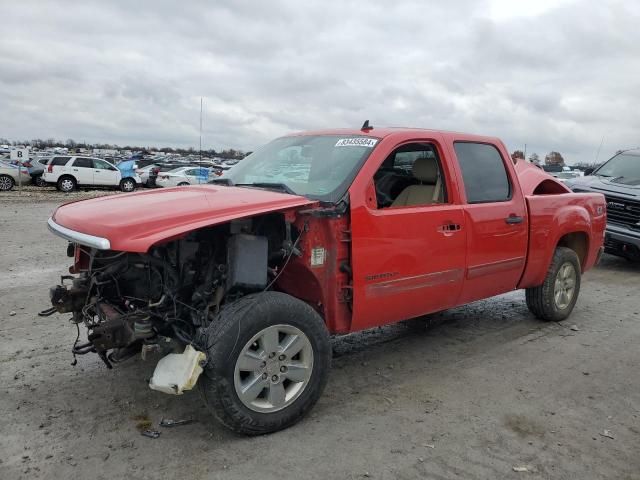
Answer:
45, 204, 309, 388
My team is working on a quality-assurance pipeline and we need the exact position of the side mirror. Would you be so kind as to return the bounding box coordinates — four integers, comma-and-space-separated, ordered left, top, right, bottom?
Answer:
584, 168, 594, 176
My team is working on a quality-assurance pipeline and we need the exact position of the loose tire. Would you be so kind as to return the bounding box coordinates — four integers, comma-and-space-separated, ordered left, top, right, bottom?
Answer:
0, 174, 14, 191
120, 178, 136, 192
198, 292, 331, 435
526, 247, 581, 321
57, 176, 76, 193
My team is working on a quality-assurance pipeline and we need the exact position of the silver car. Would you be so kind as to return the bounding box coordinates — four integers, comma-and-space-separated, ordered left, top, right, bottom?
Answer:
0, 161, 32, 190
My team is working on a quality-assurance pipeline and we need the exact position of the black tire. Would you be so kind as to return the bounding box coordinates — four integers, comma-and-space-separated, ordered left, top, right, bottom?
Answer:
198, 291, 331, 435
526, 247, 581, 321
120, 178, 136, 192
0, 174, 15, 191
177, 182, 189, 186
34, 175, 47, 187
57, 175, 76, 192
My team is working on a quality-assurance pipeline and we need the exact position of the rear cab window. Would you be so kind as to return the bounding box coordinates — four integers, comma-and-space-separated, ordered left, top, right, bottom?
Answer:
453, 142, 511, 203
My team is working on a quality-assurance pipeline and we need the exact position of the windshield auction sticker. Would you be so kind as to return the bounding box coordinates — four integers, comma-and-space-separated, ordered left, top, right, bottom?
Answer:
335, 138, 378, 148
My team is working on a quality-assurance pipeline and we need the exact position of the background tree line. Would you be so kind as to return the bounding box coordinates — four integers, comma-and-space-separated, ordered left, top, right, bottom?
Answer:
0, 137, 247, 159
510, 150, 602, 170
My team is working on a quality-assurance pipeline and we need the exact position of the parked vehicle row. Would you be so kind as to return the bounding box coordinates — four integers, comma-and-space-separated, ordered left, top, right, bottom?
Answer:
0, 155, 231, 192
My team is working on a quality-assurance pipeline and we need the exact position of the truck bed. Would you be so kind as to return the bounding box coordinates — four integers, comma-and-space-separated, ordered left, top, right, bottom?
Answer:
519, 192, 606, 289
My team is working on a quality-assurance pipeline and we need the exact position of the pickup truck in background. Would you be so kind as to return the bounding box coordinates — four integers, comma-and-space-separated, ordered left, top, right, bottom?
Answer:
44, 126, 606, 435
565, 149, 640, 262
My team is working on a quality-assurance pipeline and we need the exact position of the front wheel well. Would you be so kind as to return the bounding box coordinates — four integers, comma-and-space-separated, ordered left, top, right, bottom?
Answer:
557, 232, 588, 270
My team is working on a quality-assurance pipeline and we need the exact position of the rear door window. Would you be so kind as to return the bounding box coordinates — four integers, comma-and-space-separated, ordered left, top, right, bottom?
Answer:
72, 157, 93, 168
454, 142, 511, 203
50, 156, 71, 166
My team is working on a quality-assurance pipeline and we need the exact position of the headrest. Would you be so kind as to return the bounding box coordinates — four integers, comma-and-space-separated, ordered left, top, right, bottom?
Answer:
412, 157, 438, 183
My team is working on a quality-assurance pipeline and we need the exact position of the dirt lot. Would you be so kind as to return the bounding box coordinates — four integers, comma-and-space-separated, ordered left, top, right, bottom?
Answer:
1, 196, 639, 480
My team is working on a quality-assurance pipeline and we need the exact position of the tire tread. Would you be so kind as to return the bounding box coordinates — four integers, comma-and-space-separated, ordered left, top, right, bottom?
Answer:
526, 247, 581, 321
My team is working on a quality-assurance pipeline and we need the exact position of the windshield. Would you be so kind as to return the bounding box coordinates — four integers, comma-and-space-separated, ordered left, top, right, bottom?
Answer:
594, 153, 640, 185
219, 134, 379, 201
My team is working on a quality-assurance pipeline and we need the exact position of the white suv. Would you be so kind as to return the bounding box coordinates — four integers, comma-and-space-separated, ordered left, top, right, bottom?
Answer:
42, 156, 141, 192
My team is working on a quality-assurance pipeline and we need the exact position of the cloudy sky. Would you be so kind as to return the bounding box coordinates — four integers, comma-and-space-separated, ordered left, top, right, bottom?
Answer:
1, 0, 639, 163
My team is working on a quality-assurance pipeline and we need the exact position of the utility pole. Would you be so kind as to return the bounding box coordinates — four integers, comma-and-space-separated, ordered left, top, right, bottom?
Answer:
199, 97, 203, 165
595, 136, 604, 164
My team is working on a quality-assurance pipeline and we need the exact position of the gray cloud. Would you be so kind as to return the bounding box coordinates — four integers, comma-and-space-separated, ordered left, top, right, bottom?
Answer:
1, 0, 639, 163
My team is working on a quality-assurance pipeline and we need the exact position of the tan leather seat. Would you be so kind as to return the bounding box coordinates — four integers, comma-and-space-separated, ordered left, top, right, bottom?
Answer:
391, 157, 442, 207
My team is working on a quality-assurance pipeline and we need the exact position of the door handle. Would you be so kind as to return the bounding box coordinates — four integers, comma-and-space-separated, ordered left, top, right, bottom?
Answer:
437, 223, 462, 234
505, 215, 524, 225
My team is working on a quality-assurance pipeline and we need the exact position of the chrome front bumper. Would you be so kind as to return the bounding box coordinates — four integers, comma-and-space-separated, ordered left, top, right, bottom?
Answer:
47, 217, 111, 250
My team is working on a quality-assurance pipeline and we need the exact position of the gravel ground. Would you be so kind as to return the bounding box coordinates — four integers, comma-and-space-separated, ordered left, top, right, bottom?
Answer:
0, 185, 118, 203
0, 199, 639, 480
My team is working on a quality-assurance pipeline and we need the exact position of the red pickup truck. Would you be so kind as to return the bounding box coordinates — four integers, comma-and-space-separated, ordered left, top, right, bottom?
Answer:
46, 126, 606, 435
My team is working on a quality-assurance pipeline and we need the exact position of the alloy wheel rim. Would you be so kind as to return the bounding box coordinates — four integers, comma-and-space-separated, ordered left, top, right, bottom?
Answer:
0, 177, 12, 190
234, 324, 314, 413
61, 179, 73, 191
554, 262, 577, 310
123, 181, 134, 191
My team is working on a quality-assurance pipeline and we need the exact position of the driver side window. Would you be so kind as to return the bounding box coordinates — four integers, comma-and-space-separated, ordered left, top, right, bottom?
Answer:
93, 159, 116, 171
373, 143, 447, 209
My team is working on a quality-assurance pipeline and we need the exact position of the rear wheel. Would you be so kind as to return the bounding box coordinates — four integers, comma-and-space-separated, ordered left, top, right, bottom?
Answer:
34, 175, 47, 187
198, 292, 331, 435
0, 174, 14, 191
526, 247, 581, 321
177, 182, 189, 186
57, 176, 76, 193
120, 178, 136, 192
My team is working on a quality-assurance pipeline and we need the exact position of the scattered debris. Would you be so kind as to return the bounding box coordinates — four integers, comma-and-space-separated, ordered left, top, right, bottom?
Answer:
132, 413, 152, 432
423, 443, 435, 449
570, 325, 579, 331
513, 466, 529, 472
600, 429, 615, 440
384, 397, 394, 405
141, 429, 161, 439
9, 311, 16, 316
159, 417, 194, 428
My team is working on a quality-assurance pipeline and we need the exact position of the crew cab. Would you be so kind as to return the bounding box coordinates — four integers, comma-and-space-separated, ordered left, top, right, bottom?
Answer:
42, 156, 141, 192
44, 126, 606, 435
565, 149, 640, 261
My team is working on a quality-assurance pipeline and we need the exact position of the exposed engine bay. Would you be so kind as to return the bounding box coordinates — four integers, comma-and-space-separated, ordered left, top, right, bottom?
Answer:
45, 214, 301, 369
